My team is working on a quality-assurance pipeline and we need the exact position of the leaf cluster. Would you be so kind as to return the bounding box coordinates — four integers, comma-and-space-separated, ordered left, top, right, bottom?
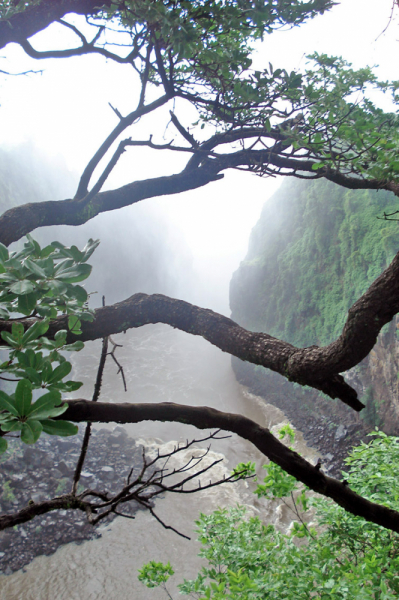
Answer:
0, 235, 99, 453
171, 430, 399, 598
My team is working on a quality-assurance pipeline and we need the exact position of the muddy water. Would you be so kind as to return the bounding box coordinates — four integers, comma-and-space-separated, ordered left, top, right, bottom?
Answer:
0, 325, 318, 599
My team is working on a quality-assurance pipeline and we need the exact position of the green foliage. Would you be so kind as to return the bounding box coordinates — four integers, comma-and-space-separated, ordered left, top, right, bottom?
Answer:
0, 235, 99, 453
138, 560, 174, 599
1, 480, 15, 503
255, 460, 297, 500
231, 461, 256, 480
231, 178, 399, 348
104, 0, 334, 89
73, 1, 399, 185
277, 423, 295, 443
144, 431, 399, 599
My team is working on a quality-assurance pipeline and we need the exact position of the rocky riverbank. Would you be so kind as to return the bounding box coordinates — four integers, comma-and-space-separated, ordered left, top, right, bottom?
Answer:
0, 426, 146, 574
233, 358, 370, 479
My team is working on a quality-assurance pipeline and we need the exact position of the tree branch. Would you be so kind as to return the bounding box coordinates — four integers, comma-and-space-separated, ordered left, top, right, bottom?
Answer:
75, 93, 172, 199
0, 167, 224, 246
61, 399, 399, 534
1, 134, 397, 246
18, 36, 135, 63
1, 238, 399, 409
39, 246, 398, 408
0, 0, 111, 51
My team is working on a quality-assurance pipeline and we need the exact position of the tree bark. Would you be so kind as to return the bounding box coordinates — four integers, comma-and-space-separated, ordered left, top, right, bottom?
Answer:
3, 245, 399, 410
0, 0, 111, 50
61, 399, 399, 534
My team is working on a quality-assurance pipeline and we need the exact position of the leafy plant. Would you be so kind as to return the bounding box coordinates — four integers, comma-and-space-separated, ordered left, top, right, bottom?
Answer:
0, 235, 99, 452
138, 561, 175, 599
1, 481, 15, 503
140, 430, 399, 599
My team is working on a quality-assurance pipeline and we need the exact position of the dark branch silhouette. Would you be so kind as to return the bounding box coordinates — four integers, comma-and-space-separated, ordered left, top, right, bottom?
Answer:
57, 399, 399, 534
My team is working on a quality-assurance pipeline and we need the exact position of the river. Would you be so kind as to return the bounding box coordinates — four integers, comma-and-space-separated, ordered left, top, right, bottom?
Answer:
0, 324, 318, 599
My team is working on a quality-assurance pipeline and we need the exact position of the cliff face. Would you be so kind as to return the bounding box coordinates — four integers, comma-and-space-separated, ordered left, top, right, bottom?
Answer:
230, 178, 399, 433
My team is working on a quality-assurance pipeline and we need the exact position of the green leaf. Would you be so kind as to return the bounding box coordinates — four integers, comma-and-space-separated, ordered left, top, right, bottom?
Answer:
0, 307, 9, 319
54, 330, 67, 345
22, 319, 49, 345
14, 378, 32, 417
41, 419, 78, 437
32, 403, 68, 420
47, 361, 72, 384
81, 238, 100, 262
68, 316, 82, 334
0, 391, 19, 416
21, 420, 43, 444
9, 279, 36, 295
11, 322, 24, 343
24, 367, 42, 385
1, 419, 22, 432
47, 279, 68, 295
55, 263, 92, 283
0, 242, 9, 262
61, 381, 83, 392
0, 437, 7, 454
18, 292, 38, 316
63, 341, 85, 352
26, 390, 62, 417
68, 285, 88, 303
23, 258, 46, 278
0, 331, 20, 348
40, 245, 55, 259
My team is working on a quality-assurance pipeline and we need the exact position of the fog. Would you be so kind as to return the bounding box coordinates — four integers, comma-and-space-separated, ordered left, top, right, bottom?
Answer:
0, 1, 398, 596
0, 0, 397, 317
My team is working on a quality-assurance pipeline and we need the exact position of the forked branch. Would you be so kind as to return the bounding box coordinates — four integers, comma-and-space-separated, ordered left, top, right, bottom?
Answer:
61, 399, 399, 534
0, 431, 248, 536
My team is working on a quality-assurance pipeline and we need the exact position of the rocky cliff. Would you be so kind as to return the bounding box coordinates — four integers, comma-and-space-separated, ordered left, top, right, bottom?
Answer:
230, 178, 399, 435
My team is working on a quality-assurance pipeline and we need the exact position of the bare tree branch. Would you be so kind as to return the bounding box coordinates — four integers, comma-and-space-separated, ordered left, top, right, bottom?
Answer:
0, 431, 246, 534
58, 399, 399, 534
0, 0, 111, 51
74, 93, 172, 199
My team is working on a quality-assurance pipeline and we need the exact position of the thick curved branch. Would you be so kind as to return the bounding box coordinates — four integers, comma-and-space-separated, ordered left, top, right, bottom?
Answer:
0, 493, 88, 530
60, 399, 399, 533
0, 168, 223, 246
0, 0, 111, 50
1, 138, 397, 246
51, 246, 399, 405
2, 246, 399, 408
41, 249, 395, 408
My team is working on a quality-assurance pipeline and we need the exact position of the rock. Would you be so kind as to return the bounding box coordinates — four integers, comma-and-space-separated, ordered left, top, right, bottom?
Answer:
334, 425, 347, 442
112, 426, 128, 438
22, 448, 46, 467
50, 468, 64, 479
0, 426, 141, 574
57, 461, 74, 476
100, 466, 116, 481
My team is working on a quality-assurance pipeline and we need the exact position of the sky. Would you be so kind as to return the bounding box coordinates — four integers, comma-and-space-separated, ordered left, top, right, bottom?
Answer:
0, 0, 398, 310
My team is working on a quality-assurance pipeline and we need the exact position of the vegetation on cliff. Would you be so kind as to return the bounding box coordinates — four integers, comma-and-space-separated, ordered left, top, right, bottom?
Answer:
231, 178, 399, 348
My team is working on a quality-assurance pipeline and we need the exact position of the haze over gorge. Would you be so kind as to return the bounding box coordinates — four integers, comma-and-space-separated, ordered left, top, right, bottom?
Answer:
1, 145, 398, 596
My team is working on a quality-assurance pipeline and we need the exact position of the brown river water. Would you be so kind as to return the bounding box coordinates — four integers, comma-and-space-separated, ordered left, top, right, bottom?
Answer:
0, 325, 318, 599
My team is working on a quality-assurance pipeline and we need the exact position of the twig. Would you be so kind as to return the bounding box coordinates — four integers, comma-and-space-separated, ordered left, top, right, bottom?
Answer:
72, 297, 108, 494
107, 336, 127, 391
146, 503, 190, 540
108, 102, 123, 120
